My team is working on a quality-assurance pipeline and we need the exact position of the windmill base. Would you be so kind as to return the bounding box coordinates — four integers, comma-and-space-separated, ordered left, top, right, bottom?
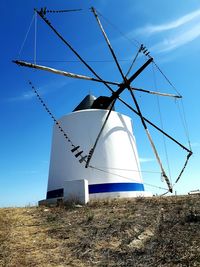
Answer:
90, 191, 153, 199
39, 180, 152, 206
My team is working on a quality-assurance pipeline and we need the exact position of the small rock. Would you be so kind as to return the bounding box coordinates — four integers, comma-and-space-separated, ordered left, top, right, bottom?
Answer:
74, 204, 82, 208
44, 208, 49, 212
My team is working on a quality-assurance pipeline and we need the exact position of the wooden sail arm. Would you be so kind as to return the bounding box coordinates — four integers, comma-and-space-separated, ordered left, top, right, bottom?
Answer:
131, 87, 182, 98
91, 7, 126, 81
85, 99, 116, 168
12, 60, 120, 86
175, 151, 193, 184
109, 58, 153, 102
128, 86, 173, 192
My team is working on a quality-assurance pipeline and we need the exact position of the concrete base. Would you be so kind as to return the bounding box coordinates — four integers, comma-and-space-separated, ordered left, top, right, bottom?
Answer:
63, 179, 89, 205
90, 191, 153, 199
38, 197, 64, 207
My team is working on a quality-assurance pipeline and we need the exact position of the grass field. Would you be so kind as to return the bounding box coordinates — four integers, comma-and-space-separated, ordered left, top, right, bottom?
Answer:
0, 195, 200, 266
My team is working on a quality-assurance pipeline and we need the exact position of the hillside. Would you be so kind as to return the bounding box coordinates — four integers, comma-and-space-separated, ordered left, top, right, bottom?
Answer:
0, 195, 200, 267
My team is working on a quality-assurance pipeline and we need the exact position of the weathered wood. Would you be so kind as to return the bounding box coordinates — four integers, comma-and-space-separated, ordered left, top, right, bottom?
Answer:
91, 7, 125, 80
131, 87, 182, 98
128, 86, 172, 192
109, 58, 153, 102
13, 60, 119, 86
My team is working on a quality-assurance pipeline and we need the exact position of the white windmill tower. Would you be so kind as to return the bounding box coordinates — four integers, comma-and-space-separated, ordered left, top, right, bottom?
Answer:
46, 94, 151, 202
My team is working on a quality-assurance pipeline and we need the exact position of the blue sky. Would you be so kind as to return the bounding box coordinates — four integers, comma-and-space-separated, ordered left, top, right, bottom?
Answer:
1, 0, 200, 207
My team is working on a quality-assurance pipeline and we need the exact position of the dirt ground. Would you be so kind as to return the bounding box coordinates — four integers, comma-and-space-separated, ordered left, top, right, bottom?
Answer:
0, 195, 200, 266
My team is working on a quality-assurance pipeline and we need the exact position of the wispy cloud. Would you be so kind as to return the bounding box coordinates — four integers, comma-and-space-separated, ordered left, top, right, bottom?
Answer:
9, 90, 35, 101
8, 79, 70, 102
190, 142, 200, 148
137, 9, 200, 36
135, 9, 200, 54
139, 157, 155, 163
150, 23, 200, 53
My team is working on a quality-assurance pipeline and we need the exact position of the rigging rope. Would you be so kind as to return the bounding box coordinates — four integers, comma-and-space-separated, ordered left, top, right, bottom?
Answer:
125, 45, 142, 78
177, 99, 192, 151
152, 61, 182, 97
28, 81, 88, 164
160, 190, 170, 196
18, 13, 35, 57
42, 8, 82, 14
181, 99, 192, 150
152, 63, 172, 184
89, 165, 169, 191
87, 166, 161, 174
95, 9, 140, 48
34, 11, 37, 64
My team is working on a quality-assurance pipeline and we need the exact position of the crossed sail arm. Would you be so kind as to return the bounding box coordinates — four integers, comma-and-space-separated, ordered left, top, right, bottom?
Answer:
13, 60, 181, 99
13, 60, 119, 86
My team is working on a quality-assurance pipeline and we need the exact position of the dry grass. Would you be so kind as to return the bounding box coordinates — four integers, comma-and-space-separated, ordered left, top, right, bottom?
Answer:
0, 195, 200, 266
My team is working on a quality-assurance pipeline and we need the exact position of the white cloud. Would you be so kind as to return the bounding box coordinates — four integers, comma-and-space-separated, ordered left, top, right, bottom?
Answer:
150, 23, 200, 53
8, 79, 70, 102
9, 90, 35, 101
139, 157, 155, 163
137, 9, 200, 36
190, 142, 200, 148
134, 9, 200, 54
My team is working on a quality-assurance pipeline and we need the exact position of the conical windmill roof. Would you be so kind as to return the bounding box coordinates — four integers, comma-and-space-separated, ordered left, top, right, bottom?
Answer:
73, 94, 96, 112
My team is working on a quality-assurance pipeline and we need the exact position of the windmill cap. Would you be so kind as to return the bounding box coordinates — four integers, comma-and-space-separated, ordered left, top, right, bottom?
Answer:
73, 94, 96, 112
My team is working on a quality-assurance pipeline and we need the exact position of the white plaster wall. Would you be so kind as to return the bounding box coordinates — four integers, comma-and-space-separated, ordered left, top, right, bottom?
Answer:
63, 179, 89, 204
47, 109, 143, 196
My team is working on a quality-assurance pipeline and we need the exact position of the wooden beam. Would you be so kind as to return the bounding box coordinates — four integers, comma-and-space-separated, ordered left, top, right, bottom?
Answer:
13, 60, 119, 86
131, 87, 182, 98
91, 7, 126, 81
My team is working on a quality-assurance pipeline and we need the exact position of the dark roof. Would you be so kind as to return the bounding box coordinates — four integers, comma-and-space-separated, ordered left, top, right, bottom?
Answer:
73, 94, 96, 112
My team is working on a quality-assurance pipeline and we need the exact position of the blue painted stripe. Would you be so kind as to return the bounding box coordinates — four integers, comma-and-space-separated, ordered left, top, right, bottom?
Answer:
89, 182, 144, 194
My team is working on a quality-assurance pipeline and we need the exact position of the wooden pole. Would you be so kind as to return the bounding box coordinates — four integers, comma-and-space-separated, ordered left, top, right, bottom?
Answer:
91, 7, 126, 80
131, 87, 182, 98
13, 60, 119, 86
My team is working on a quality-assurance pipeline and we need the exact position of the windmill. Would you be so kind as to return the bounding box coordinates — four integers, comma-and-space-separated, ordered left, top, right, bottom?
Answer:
13, 7, 192, 201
